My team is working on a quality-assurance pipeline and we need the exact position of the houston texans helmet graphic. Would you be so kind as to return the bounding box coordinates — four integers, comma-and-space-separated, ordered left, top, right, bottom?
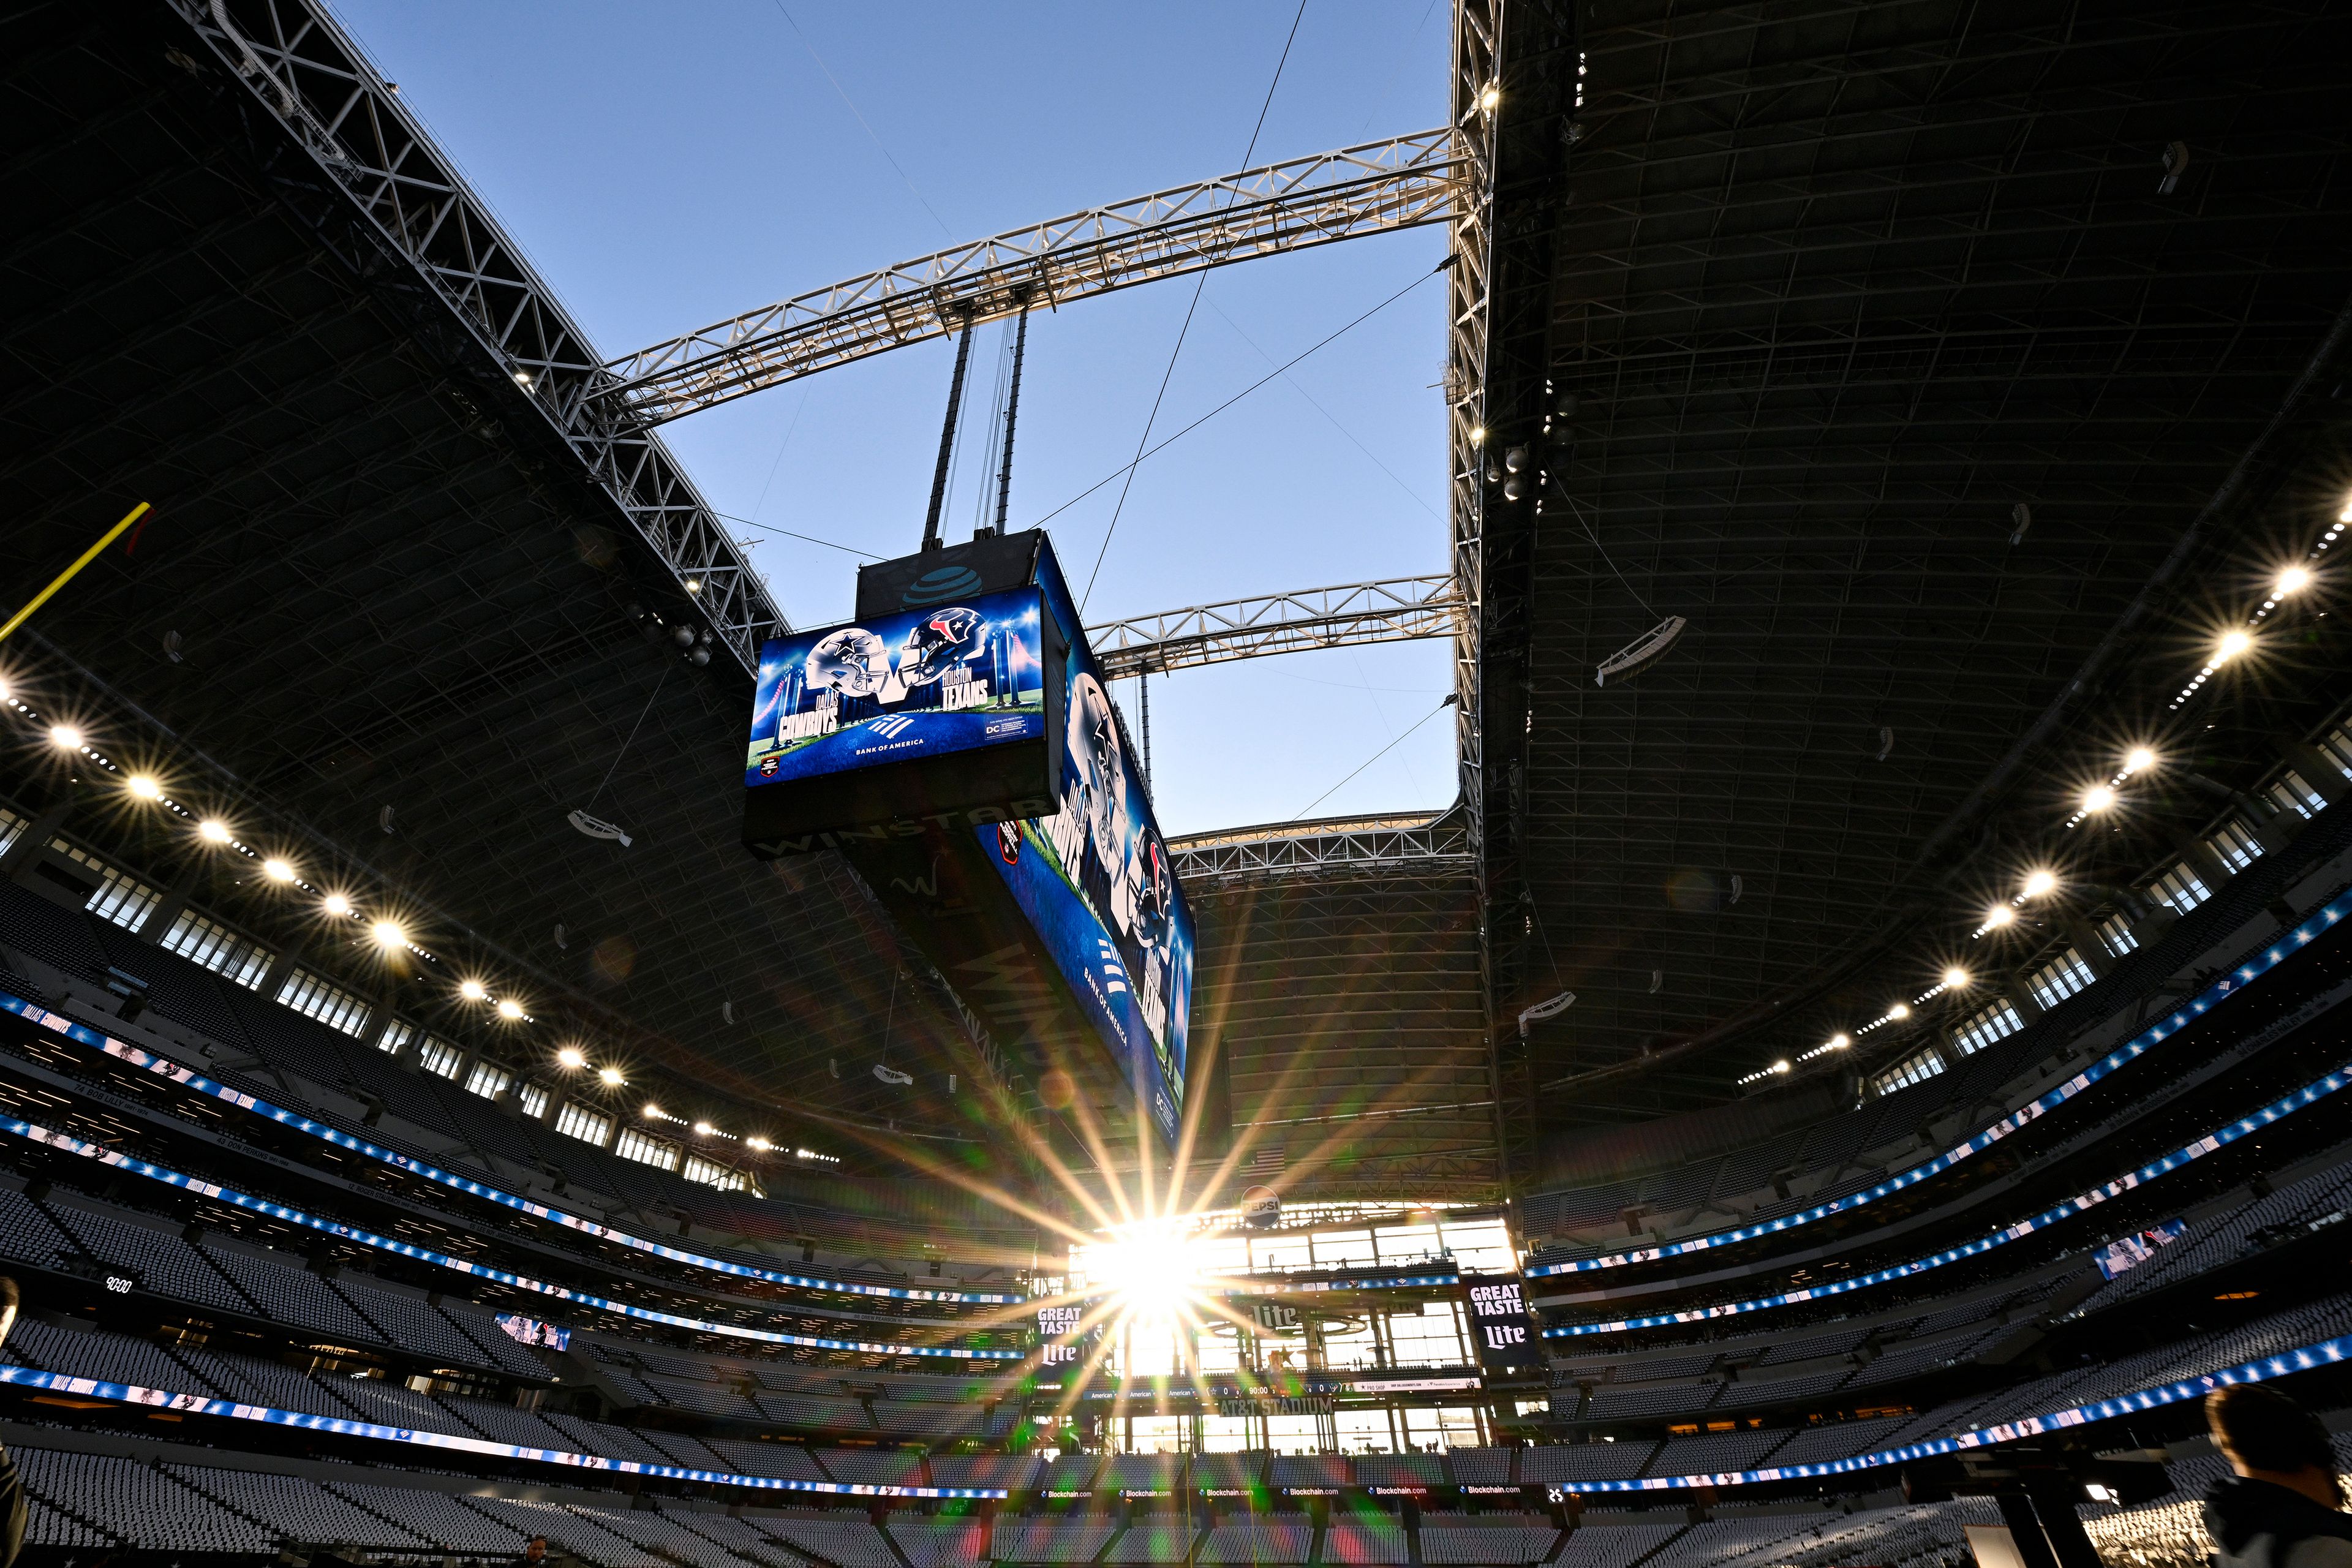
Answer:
804, 627, 891, 696
1133, 828, 1174, 949
897, 605, 985, 687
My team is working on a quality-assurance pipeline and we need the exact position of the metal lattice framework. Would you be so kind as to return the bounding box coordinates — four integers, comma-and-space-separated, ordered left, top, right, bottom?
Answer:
171, 0, 789, 674
1087, 576, 1461, 680
1170, 811, 1472, 886
602, 132, 1467, 426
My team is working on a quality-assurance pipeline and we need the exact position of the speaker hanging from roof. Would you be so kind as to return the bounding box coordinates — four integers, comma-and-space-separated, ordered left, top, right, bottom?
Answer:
1595, 616, 1687, 687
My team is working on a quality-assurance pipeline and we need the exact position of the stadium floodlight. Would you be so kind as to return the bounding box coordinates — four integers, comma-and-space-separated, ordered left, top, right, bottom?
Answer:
557, 1046, 586, 1070
2215, 629, 2253, 663
198, 819, 231, 843
47, 725, 80, 750
2021, 870, 2057, 898
1984, 905, 2015, 928
262, 858, 295, 882
496, 998, 525, 1020
459, 979, 487, 1001
322, 893, 353, 918
126, 774, 161, 801
745, 1136, 772, 1152
1943, 967, 1969, 989
2082, 785, 2116, 813
693, 1121, 715, 1137
1827, 1033, 1850, 1049
643, 1102, 662, 1120
599, 1066, 625, 1086
1888, 1004, 1910, 1020
2125, 747, 2157, 772
2277, 567, 2311, 595
371, 921, 405, 949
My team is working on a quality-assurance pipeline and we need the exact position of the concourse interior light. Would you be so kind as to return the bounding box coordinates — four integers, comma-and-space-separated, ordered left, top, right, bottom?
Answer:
599, 1066, 624, 1086
556, 1046, 586, 1070
2021, 870, 2057, 899
2082, 785, 2116, 813
198, 820, 231, 843
459, 979, 487, 1001
48, 725, 80, 750
262, 858, 295, 883
496, 998, 524, 1020
371, 920, 405, 949
127, 774, 161, 801
322, 894, 353, 918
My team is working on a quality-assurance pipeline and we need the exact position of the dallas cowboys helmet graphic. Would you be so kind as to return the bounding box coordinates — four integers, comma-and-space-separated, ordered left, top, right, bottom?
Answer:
1065, 672, 1127, 868
804, 627, 890, 696
897, 605, 985, 687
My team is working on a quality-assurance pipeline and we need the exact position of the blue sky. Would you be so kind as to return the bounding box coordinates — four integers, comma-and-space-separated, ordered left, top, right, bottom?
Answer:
337, 0, 1458, 836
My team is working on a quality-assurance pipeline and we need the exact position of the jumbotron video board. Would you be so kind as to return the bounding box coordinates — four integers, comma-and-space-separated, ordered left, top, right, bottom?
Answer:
742, 531, 1193, 1147
744, 588, 1048, 788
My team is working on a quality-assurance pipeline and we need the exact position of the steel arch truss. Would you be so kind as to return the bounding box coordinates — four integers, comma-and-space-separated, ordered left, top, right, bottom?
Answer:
1087, 575, 1462, 680
173, 0, 789, 674
1171, 812, 1473, 888
602, 131, 1467, 425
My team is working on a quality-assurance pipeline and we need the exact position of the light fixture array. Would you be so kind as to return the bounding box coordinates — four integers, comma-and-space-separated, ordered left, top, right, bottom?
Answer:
1741, 492, 2341, 1087
1, 672, 809, 1166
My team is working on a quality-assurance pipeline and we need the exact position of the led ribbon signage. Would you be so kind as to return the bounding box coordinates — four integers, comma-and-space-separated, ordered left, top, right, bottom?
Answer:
0, 990, 1020, 1305
1531, 892, 2352, 1280
3, 1332, 2345, 1497
0, 1112, 1019, 1360
0, 1362, 1006, 1497
1547, 1060, 2352, 1337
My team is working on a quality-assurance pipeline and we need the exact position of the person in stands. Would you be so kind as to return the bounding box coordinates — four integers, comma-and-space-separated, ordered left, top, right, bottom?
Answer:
2207, 1383, 2352, 1568
0, 1276, 23, 1568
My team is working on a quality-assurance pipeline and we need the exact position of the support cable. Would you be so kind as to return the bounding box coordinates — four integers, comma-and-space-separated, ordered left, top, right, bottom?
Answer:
993, 292, 1034, 535
921, 307, 978, 552
1080, 0, 1309, 611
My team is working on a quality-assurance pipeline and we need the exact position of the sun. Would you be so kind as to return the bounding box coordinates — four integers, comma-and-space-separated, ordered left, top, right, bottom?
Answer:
1087, 1219, 1203, 1323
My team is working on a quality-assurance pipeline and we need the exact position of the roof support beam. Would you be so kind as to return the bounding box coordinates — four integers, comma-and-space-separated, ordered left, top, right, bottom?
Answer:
1086, 575, 1462, 680
601, 131, 1466, 426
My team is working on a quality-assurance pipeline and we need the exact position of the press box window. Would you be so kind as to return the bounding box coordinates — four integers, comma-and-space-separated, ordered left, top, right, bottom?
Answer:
2206, 819, 2264, 873
1948, 999, 2024, 1057
1872, 1047, 1947, 1097
159, 911, 274, 991
554, 1102, 611, 1147
2027, 949, 2097, 1011
2149, 863, 2210, 916
613, 1127, 679, 1172
414, 1036, 464, 1079
276, 968, 372, 1038
682, 1154, 746, 1191
50, 839, 162, 933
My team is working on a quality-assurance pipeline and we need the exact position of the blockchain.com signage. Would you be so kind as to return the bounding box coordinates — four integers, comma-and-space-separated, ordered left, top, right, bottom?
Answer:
978, 546, 1194, 1144
744, 587, 1047, 786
